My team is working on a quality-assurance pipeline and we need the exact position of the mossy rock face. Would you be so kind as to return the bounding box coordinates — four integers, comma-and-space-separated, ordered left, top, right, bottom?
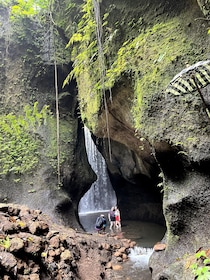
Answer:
65, 1, 210, 279
66, 0, 210, 166
67, 0, 209, 134
0, 3, 95, 229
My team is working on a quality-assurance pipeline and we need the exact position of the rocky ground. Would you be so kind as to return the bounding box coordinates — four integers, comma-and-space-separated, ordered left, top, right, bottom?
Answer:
0, 204, 136, 280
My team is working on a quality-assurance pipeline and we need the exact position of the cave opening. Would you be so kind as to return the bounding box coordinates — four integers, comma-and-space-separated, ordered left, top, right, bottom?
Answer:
109, 172, 165, 226
79, 134, 166, 246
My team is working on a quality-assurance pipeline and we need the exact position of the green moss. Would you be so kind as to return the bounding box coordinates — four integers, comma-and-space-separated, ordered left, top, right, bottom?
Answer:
77, 70, 101, 132
105, 19, 192, 129
45, 116, 75, 170
0, 102, 49, 177
67, 1, 194, 131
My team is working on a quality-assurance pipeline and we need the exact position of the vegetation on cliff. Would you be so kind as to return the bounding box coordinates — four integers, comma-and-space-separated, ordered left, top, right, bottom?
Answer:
2, 0, 208, 173
0, 0, 76, 182
0, 103, 48, 177
64, 0, 209, 135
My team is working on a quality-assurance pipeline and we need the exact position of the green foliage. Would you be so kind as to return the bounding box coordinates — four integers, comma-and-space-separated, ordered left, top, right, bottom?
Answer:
190, 250, 210, 280
66, 0, 193, 131
45, 117, 75, 170
104, 19, 191, 129
0, 236, 10, 250
0, 0, 49, 19
0, 102, 49, 177
64, 0, 101, 130
64, 0, 97, 84
9, 0, 49, 18
0, 0, 11, 7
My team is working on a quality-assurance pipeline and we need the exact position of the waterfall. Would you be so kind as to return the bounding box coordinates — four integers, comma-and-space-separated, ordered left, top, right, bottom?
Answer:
129, 246, 153, 268
78, 127, 116, 213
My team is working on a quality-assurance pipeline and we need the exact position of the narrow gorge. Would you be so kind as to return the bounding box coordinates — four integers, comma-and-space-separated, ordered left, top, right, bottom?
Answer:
0, 0, 209, 279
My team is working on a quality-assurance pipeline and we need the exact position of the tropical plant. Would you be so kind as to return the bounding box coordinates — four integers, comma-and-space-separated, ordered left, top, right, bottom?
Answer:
0, 0, 65, 185
190, 250, 210, 280
0, 0, 49, 18
64, 0, 97, 84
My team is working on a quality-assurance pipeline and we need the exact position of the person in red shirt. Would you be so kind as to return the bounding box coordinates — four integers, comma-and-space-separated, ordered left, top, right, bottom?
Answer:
115, 206, 121, 230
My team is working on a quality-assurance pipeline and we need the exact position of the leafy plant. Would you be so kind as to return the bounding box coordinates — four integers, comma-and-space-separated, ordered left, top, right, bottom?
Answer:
64, 0, 101, 130
0, 236, 10, 250
9, 0, 49, 18
64, 0, 98, 84
64, 0, 194, 132
190, 250, 210, 280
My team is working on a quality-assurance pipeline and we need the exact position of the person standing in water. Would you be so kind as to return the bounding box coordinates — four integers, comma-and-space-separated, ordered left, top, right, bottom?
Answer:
108, 207, 116, 231
115, 206, 121, 230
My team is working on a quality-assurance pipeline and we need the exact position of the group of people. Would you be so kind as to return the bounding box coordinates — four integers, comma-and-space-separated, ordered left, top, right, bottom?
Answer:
108, 206, 121, 231
95, 206, 121, 234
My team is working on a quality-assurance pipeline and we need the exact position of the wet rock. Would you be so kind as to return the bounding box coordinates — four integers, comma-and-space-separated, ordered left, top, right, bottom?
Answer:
153, 243, 166, 251
0, 204, 133, 280
60, 250, 72, 263
29, 274, 40, 280
9, 237, 24, 252
105, 261, 112, 269
112, 264, 122, 270
0, 251, 17, 272
49, 235, 60, 248
18, 232, 42, 254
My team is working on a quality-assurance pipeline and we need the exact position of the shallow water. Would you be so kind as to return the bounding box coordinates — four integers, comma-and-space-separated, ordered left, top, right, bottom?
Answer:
79, 211, 166, 279
79, 211, 165, 247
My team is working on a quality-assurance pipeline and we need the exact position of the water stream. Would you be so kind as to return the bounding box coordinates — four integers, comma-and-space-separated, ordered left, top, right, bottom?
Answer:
79, 211, 165, 280
78, 127, 116, 213
79, 127, 165, 278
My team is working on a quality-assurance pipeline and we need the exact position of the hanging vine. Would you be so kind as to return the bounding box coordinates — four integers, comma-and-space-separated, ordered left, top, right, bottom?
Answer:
64, 0, 113, 159
2, 0, 62, 186
48, 0, 61, 186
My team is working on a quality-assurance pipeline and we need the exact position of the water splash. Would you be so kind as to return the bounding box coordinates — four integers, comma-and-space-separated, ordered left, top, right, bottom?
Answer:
129, 246, 153, 269
78, 127, 116, 213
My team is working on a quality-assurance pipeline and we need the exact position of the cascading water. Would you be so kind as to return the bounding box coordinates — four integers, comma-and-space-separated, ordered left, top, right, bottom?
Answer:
129, 247, 153, 269
78, 127, 116, 214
